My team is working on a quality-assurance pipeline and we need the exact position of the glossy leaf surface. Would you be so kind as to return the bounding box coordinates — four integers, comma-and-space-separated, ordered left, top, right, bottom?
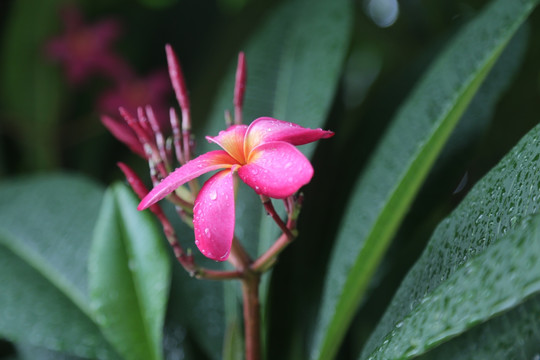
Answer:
0, 174, 116, 358
362, 121, 540, 358
89, 183, 171, 360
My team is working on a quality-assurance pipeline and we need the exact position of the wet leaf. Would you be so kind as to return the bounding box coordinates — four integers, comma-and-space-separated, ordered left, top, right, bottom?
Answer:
0, 174, 117, 358
361, 122, 540, 359
89, 183, 171, 360
310, 0, 540, 358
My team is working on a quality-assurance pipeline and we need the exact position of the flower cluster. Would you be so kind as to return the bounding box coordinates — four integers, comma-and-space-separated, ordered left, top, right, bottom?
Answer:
46, 5, 170, 135
105, 43, 333, 267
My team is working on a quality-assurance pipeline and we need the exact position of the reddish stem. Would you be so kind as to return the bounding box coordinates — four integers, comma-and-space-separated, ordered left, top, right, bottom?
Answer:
233, 52, 247, 125
242, 272, 261, 360
169, 107, 185, 164
145, 106, 169, 167
260, 195, 294, 240
251, 195, 301, 272
228, 237, 261, 360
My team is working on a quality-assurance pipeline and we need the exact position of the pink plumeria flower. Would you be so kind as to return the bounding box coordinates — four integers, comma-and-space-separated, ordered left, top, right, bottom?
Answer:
45, 6, 130, 84
98, 70, 171, 124
138, 117, 334, 261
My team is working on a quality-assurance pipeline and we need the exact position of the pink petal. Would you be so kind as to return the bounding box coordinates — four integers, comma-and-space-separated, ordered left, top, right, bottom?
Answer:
244, 117, 334, 154
193, 170, 235, 261
206, 124, 248, 163
138, 150, 237, 210
238, 141, 314, 198
101, 115, 145, 158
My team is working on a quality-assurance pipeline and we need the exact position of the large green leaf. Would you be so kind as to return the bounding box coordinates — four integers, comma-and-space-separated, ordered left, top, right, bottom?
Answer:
89, 183, 171, 360
362, 122, 540, 359
0, 0, 66, 170
0, 174, 117, 358
418, 293, 540, 359
310, 0, 540, 359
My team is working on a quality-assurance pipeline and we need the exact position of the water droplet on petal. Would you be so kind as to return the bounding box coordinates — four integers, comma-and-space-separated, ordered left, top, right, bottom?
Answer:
251, 168, 259, 175
209, 190, 217, 200
204, 228, 211, 238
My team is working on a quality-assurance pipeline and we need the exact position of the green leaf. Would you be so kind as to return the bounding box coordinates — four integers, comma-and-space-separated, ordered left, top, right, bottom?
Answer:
14, 343, 87, 360
165, 267, 226, 360
362, 122, 540, 359
0, 0, 66, 170
417, 294, 540, 360
89, 183, 171, 360
310, 0, 540, 359
435, 23, 529, 169
0, 174, 117, 358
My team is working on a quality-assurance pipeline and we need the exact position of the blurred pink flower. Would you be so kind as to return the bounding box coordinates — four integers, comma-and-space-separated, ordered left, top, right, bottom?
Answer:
45, 6, 130, 84
138, 117, 334, 261
98, 71, 171, 153
98, 71, 170, 123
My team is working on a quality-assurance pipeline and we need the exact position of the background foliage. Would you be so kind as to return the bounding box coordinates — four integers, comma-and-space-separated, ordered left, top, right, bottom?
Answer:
1, 0, 540, 359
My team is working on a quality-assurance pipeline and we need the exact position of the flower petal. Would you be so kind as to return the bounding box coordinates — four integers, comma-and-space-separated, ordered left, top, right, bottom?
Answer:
238, 141, 314, 198
206, 124, 248, 164
193, 170, 235, 261
244, 117, 334, 154
138, 150, 236, 210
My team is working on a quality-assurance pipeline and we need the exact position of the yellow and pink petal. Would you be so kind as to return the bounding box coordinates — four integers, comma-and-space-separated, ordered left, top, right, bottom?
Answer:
206, 124, 248, 164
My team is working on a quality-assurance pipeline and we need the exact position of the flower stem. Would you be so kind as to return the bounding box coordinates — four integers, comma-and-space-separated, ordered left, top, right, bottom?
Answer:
260, 195, 294, 240
242, 271, 261, 360
228, 237, 261, 360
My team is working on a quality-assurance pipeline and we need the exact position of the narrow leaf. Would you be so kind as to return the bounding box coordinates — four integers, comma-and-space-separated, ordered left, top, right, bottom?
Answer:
0, 174, 116, 358
89, 183, 171, 360
311, 0, 540, 359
